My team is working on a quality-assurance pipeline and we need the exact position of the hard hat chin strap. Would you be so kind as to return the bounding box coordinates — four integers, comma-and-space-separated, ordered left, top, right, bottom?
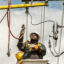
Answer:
30, 39, 38, 44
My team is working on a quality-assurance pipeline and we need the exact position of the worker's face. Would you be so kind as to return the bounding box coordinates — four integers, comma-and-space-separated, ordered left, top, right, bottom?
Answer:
31, 35, 37, 40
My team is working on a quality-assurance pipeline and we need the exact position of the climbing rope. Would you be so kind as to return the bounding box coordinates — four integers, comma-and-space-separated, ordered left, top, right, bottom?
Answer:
6, 0, 26, 57
7, 0, 11, 57
7, 10, 24, 40
7, 0, 24, 56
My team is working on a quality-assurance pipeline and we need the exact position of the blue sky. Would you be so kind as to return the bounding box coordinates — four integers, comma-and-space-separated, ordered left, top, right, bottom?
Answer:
48, 1, 62, 10
0, 0, 62, 10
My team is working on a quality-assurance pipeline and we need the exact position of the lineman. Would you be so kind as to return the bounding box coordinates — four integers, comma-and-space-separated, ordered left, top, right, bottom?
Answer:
17, 31, 46, 59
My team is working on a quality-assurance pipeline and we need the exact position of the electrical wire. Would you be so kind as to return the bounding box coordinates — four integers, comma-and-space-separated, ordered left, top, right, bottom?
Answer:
29, 12, 54, 25
57, 1, 64, 64
49, 39, 64, 57
42, 6, 45, 43
49, 36, 59, 54
26, 12, 28, 41
0, 11, 7, 23
53, 40, 59, 54
50, 47, 64, 57
40, 7, 43, 42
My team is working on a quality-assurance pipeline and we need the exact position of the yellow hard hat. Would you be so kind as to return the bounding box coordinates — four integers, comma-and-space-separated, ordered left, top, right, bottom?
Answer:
15, 51, 24, 60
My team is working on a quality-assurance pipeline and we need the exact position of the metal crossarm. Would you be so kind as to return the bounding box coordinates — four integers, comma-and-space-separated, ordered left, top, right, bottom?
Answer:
0, 3, 48, 10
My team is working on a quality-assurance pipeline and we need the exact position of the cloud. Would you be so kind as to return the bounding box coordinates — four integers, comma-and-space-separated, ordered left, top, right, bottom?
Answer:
0, 5, 64, 64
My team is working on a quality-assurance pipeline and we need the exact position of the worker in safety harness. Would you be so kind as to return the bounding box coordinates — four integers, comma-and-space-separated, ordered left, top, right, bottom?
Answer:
23, 33, 46, 59
16, 25, 46, 61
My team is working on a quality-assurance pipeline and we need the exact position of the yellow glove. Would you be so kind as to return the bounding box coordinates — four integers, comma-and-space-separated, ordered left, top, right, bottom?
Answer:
15, 51, 24, 61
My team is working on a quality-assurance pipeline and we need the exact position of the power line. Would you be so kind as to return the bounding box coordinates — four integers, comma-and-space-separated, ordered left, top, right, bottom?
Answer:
57, 1, 64, 64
